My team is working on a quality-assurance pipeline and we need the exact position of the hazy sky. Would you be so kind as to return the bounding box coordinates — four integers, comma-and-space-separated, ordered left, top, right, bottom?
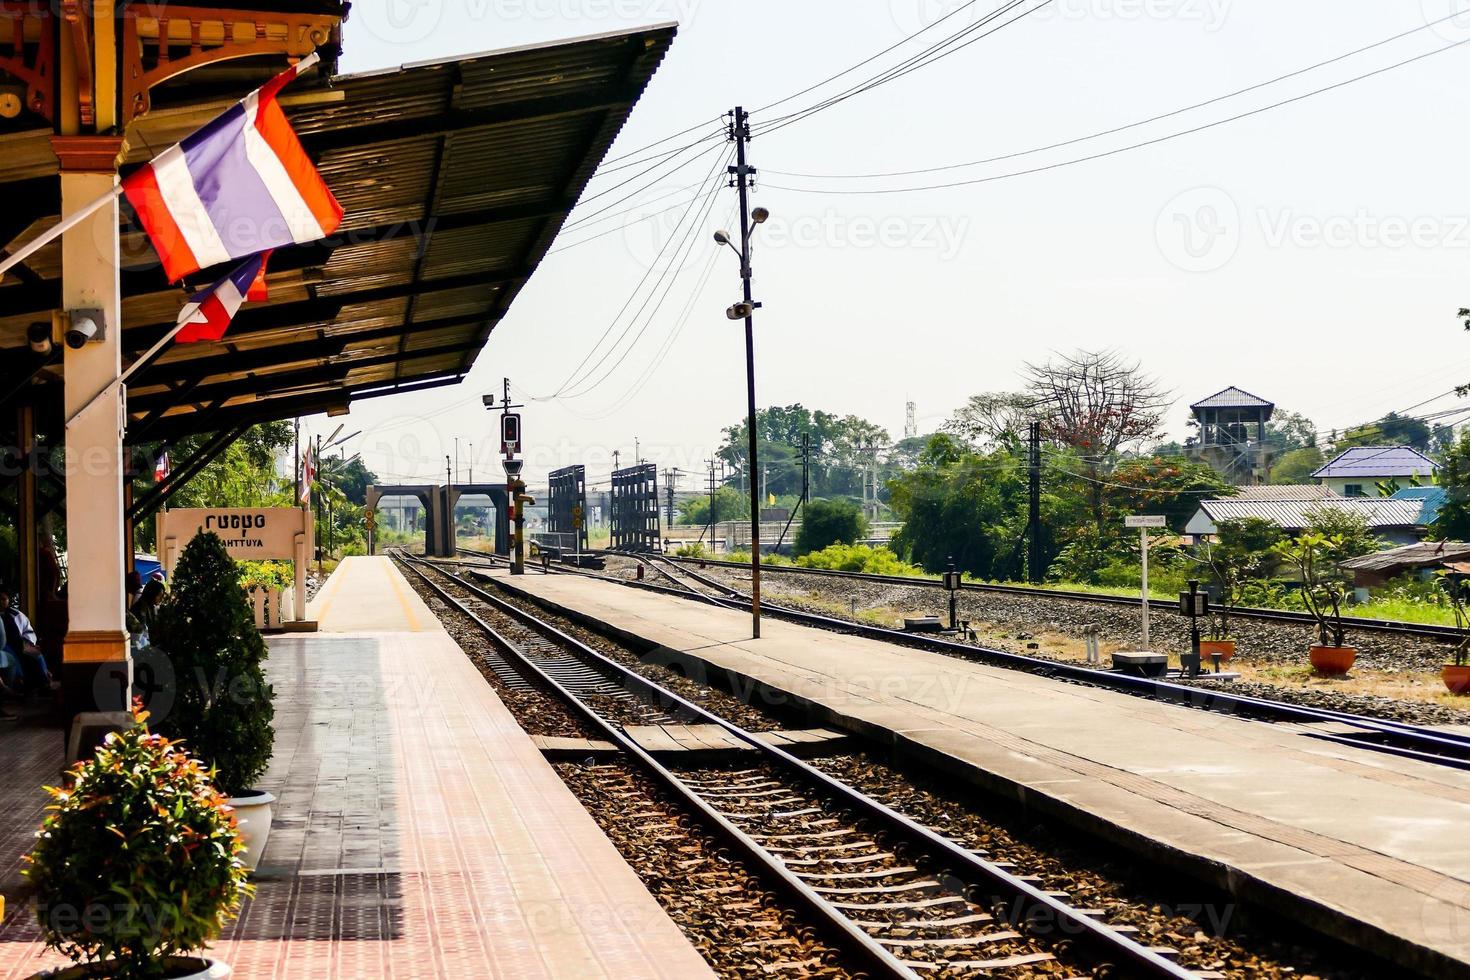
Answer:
320, 1, 1470, 490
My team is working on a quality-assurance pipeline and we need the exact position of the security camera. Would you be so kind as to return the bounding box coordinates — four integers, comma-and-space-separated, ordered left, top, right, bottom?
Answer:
726, 301, 754, 320
65, 310, 104, 349
27, 322, 52, 355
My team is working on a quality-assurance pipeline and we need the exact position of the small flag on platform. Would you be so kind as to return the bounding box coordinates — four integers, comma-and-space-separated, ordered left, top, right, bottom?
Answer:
154, 452, 169, 482
300, 449, 316, 506
121, 53, 343, 284
175, 251, 270, 344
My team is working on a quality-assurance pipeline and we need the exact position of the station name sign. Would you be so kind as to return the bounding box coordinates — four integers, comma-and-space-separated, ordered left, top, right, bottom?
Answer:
158, 507, 311, 562
1124, 515, 1167, 529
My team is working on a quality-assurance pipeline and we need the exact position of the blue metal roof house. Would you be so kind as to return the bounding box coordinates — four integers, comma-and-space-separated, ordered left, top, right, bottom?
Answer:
1311, 447, 1439, 498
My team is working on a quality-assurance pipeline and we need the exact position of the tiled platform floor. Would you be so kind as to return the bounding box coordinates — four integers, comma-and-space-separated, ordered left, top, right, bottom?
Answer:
0, 557, 710, 979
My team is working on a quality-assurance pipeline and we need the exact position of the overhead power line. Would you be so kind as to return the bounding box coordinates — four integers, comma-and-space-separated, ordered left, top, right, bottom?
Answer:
764, 35, 1470, 195
766, 11, 1470, 180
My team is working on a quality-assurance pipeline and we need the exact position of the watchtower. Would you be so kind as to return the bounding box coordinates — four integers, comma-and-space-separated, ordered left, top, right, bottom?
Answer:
1186, 387, 1275, 484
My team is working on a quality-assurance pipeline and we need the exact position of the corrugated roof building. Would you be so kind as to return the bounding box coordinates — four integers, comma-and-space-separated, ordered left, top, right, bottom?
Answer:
1184, 496, 1427, 545
1312, 447, 1439, 498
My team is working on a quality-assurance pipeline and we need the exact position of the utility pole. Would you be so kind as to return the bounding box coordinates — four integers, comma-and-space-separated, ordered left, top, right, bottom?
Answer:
1028, 421, 1042, 583
314, 434, 323, 578
775, 431, 809, 554
730, 104, 762, 639
445, 454, 453, 556
468, 441, 474, 484
454, 437, 460, 484
664, 468, 679, 525
294, 418, 301, 504
612, 449, 621, 473
707, 459, 716, 551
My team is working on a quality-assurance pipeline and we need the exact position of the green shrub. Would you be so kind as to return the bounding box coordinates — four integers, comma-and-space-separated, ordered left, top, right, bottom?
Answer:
796, 544, 922, 576
237, 560, 293, 592
151, 532, 275, 795
795, 499, 868, 556
25, 704, 251, 979
675, 543, 710, 559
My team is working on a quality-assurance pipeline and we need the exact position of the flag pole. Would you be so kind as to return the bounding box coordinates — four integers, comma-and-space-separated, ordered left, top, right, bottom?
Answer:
0, 186, 123, 280
65, 319, 189, 430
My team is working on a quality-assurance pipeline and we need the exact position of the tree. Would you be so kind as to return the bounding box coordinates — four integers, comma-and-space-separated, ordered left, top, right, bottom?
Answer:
1197, 517, 1282, 639
1303, 506, 1381, 560
888, 435, 1035, 578
1024, 350, 1171, 531
1266, 409, 1318, 453
795, 499, 867, 556
718, 405, 891, 500
1269, 446, 1326, 485
678, 485, 748, 526
150, 532, 275, 795
133, 422, 296, 551
1338, 412, 1431, 451
946, 392, 1033, 448
1106, 456, 1235, 531
1435, 428, 1470, 539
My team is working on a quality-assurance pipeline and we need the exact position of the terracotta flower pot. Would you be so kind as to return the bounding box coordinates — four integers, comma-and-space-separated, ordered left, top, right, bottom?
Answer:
1309, 644, 1356, 676
1443, 665, 1470, 695
1199, 639, 1236, 662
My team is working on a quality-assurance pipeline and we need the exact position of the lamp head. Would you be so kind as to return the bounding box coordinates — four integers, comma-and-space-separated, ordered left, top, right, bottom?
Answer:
751, 207, 770, 224
713, 229, 732, 246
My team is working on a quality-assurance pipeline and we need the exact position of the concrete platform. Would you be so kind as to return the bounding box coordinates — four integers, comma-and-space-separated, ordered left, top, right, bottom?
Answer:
492, 568, 1470, 979
0, 557, 711, 980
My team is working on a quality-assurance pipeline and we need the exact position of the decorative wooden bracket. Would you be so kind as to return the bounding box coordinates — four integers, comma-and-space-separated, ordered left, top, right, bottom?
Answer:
59, 1, 93, 127
122, 6, 338, 125
0, 3, 55, 123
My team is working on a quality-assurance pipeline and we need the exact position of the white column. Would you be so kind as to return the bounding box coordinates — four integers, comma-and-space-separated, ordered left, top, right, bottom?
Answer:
55, 137, 130, 707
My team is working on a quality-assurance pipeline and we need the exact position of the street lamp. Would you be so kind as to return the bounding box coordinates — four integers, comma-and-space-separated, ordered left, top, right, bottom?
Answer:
717, 105, 768, 640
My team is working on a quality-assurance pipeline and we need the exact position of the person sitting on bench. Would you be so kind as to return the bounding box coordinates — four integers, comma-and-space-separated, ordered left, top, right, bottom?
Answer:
0, 586, 55, 696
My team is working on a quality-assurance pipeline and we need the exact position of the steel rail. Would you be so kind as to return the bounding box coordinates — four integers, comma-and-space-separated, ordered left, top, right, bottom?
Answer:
393, 551, 920, 980
404, 551, 1196, 978
652, 552, 1468, 641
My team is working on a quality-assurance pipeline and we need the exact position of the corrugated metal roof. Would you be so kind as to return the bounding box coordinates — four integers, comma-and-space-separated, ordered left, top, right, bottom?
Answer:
0, 24, 678, 443
1311, 446, 1440, 479
1194, 497, 1425, 531
1341, 540, 1470, 571
1190, 386, 1275, 410
1231, 485, 1339, 501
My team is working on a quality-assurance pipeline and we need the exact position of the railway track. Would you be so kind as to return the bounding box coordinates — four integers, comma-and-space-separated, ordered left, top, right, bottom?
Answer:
395, 550, 1198, 979
651, 553, 1467, 642
453, 547, 1470, 773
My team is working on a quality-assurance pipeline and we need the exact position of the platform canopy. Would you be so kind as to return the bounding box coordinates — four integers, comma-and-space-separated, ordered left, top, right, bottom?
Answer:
0, 20, 677, 444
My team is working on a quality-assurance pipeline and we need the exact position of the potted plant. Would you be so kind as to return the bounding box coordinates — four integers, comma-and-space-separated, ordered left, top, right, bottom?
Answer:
1441, 573, 1470, 694
1197, 517, 1282, 663
1272, 531, 1355, 675
24, 703, 250, 979
151, 533, 276, 870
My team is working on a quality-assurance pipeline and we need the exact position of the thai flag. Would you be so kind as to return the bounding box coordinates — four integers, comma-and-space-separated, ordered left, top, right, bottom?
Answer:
175, 251, 269, 343
122, 53, 342, 284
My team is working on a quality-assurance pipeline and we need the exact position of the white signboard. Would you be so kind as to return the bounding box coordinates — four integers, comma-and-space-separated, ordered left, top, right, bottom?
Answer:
156, 507, 313, 626
1124, 515, 1167, 529
157, 507, 311, 563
